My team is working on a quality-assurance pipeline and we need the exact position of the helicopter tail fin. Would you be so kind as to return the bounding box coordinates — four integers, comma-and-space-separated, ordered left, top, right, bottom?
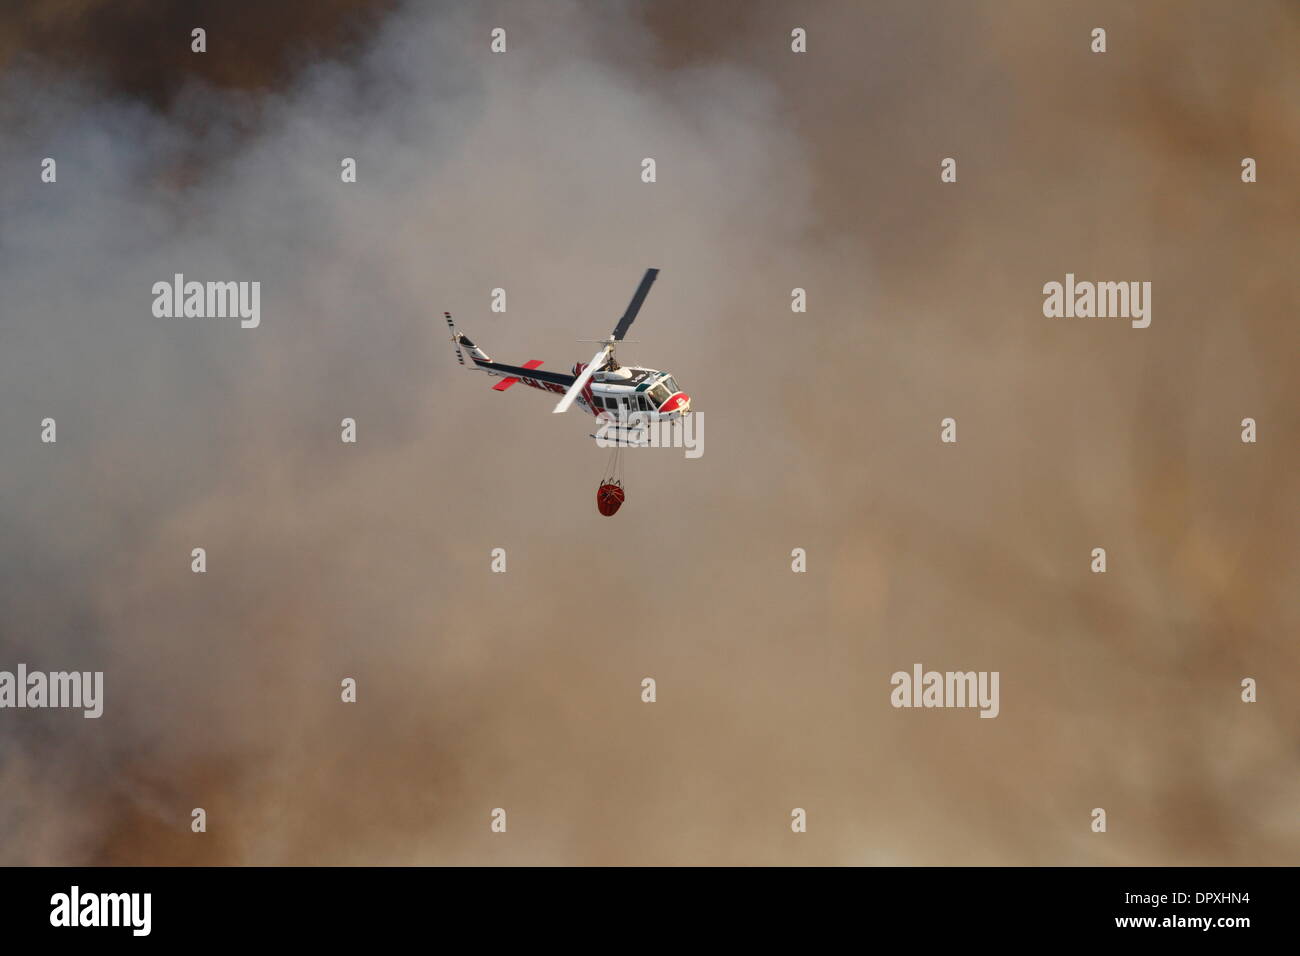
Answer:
441, 313, 579, 394
444, 312, 491, 367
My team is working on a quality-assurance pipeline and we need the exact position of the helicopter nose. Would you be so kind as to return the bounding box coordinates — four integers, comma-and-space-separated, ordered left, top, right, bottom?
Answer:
662, 392, 691, 414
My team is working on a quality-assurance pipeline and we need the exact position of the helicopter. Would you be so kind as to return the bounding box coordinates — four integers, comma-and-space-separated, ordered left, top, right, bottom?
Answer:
443, 268, 692, 437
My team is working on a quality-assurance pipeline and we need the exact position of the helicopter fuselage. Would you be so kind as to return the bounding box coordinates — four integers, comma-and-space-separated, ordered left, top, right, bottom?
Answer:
582, 365, 691, 421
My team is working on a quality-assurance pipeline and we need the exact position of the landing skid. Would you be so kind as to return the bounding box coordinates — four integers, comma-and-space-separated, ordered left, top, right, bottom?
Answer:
590, 425, 650, 447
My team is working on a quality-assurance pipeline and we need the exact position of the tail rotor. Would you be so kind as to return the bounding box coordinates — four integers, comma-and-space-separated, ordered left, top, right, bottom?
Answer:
445, 311, 465, 366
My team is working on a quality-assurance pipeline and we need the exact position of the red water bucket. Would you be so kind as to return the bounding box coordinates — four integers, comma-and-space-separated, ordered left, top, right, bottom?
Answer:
596, 482, 625, 516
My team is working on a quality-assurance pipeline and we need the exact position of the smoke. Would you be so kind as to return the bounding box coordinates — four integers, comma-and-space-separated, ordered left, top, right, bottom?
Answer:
0, 0, 1296, 864
0, 0, 394, 107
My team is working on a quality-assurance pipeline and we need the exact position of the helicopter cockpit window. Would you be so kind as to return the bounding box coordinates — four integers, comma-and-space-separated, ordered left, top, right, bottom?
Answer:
648, 383, 670, 406
662, 377, 679, 395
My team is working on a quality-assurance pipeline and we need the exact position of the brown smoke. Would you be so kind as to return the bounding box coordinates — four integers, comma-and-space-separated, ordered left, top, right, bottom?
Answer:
0, 0, 1296, 865
0, 0, 393, 107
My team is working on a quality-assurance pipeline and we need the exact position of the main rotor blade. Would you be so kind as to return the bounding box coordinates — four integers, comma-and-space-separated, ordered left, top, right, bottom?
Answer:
552, 346, 610, 414
610, 268, 659, 341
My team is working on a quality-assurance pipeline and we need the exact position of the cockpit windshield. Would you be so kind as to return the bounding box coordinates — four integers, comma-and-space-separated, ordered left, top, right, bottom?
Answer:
648, 383, 671, 406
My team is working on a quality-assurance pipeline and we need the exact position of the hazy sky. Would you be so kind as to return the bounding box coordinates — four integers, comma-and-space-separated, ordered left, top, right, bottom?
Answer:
0, 0, 1296, 865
